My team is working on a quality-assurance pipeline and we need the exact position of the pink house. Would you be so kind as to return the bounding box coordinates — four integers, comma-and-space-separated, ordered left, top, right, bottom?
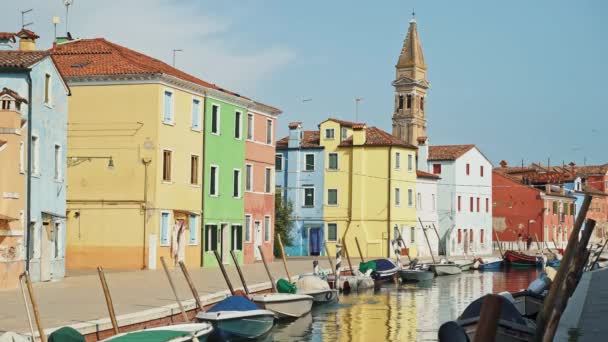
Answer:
244, 103, 281, 263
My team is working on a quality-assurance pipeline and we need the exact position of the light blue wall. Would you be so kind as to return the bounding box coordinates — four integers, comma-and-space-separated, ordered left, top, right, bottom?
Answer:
1, 57, 69, 281
564, 180, 585, 221
276, 133, 325, 256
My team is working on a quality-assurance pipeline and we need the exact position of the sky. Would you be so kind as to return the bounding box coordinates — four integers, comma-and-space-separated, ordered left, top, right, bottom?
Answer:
1, 0, 606, 166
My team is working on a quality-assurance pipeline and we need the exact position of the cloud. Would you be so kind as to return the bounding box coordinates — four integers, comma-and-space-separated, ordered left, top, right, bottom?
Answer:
2, 0, 295, 94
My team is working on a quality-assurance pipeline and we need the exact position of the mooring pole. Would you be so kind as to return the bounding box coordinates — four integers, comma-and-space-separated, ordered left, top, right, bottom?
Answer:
230, 250, 250, 295
355, 237, 366, 263
22, 272, 47, 342
276, 234, 292, 282
325, 244, 335, 274
213, 250, 235, 295
19, 273, 36, 340
178, 261, 204, 311
160, 257, 189, 322
97, 267, 120, 335
258, 245, 278, 292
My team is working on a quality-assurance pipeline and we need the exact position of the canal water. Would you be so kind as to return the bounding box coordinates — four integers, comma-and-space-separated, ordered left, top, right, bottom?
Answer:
271, 268, 540, 342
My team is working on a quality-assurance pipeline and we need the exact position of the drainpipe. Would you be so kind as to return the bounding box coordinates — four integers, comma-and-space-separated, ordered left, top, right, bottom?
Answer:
387, 146, 392, 258
25, 70, 32, 271
141, 158, 151, 269
200, 92, 208, 267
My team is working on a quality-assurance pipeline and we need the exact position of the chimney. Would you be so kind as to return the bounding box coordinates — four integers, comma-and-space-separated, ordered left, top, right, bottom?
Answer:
16, 29, 39, 51
352, 124, 366, 145
416, 136, 429, 172
288, 122, 302, 148
545, 184, 551, 193
500, 160, 508, 168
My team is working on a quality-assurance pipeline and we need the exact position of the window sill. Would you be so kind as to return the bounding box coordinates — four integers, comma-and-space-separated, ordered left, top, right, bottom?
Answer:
327, 204, 338, 207
209, 194, 219, 198
54, 179, 64, 184
191, 128, 202, 133
189, 184, 201, 188
302, 170, 315, 172
44, 103, 53, 109
162, 181, 174, 185
188, 242, 198, 246
327, 240, 338, 243
32, 173, 41, 179
162, 121, 175, 126
327, 169, 339, 172
233, 196, 242, 199
302, 206, 315, 208
235, 137, 243, 141
211, 132, 220, 136
160, 243, 170, 247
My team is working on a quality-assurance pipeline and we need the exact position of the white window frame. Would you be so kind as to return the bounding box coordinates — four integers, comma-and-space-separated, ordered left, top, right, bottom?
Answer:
395, 152, 401, 170
328, 153, 338, 171
162, 89, 174, 125
408, 188, 414, 207
191, 97, 202, 131
327, 188, 338, 206
340, 126, 348, 141
266, 119, 273, 145
233, 168, 242, 198
246, 113, 254, 141
209, 165, 219, 196
327, 222, 338, 242
232, 224, 243, 251
159, 211, 171, 246
19, 141, 25, 174
408, 154, 413, 172
31, 134, 39, 176
234, 110, 243, 140
211, 104, 221, 135
189, 214, 199, 245
245, 163, 253, 192
205, 224, 217, 252
264, 215, 271, 242
395, 187, 401, 207
303, 186, 315, 207
245, 214, 252, 242
264, 167, 273, 194
325, 128, 335, 140
54, 144, 62, 181
275, 154, 283, 171
304, 153, 315, 171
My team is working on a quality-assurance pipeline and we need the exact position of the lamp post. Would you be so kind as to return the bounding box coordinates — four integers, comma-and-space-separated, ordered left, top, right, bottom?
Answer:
67, 156, 114, 169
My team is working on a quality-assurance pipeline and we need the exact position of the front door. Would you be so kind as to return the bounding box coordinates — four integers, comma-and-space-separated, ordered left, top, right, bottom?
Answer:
221, 223, 230, 264
309, 227, 322, 256
254, 221, 262, 260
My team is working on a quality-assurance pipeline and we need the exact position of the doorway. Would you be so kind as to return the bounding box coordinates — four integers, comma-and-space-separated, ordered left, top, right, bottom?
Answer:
220, 223, 230, 264
254, 221, 262, 260
309, 227, 322, 256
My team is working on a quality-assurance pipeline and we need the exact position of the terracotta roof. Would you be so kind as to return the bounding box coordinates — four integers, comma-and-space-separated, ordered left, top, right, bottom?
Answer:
276, 131, 321, 149
320, 118, 365, 128
428, 144, 475, 161
581, 184, 608, 197
576, 164, 608, 177
0, 50, 47, 68
0, 87, 28, 103
0, 32, 16, 42
288, 122, 302, 129
338, 126, 417, 149
417, 170, 440, 179
16, 29, 39, 40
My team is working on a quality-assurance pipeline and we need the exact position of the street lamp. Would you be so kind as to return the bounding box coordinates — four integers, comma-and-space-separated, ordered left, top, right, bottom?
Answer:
67, 156, 114, 170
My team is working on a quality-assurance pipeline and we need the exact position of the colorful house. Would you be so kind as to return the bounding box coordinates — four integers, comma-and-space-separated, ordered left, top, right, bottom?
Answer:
275, 122, 325, 256
415, 169, 440, 257
0, 30, 70, 283
244, 103, 281, 264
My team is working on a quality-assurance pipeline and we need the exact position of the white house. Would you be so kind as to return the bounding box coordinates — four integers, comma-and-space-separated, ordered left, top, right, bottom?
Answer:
415, 170, 440, 258
417, 139, 493, 256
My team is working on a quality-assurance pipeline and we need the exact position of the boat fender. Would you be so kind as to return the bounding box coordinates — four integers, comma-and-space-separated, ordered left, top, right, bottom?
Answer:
527, 277, 551, 295
438, 321, 470, 342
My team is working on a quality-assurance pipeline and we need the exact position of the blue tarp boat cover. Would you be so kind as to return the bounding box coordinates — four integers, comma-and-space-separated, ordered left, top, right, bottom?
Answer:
208, 295, 259, 312
371, 258, 397, 272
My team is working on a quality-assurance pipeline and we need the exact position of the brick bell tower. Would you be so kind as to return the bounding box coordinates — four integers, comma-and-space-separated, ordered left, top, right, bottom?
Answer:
392, 14, 430, 146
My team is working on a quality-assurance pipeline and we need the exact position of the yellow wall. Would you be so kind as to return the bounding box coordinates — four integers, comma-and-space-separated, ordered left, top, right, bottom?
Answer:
66, 83, 204, 269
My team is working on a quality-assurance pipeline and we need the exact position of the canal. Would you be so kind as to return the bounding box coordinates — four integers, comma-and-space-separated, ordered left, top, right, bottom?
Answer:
271, 268, 541, 341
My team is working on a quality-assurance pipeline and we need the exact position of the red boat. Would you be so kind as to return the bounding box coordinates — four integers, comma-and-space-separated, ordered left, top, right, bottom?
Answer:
503, 250, 540, 266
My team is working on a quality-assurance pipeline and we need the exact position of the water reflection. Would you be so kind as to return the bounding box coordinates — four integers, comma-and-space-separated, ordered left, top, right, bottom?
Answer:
271, 268, 540, 342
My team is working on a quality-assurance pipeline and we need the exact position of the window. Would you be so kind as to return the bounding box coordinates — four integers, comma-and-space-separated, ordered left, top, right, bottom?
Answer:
231, 225, 243, 250
406, 94, 412, 109
408, 189, 413, 207
477, 197, 480, 212
234, 111, 242, 139
458, 196, 462, 212
420, 97, 425, 110
233, 169, 241, 198
470, 229, 474, 242
327, 189, 338, 206
433, 163, 441, 174
395, 152, 401, 169
480, 229, 484, 243
480, 165, 484, 177
265, 168, 272, 193
162, 150, 172, 182
327, 223, 338, 242
245, 164, 253, 191
398, 95, 404, 110
325, 128, 335, 139
411, 227, 415, 243
44, 73, 51, 105
304, 187, 315, 207
210, 165, 219, 196
191, 99, 201, 130
470, 197, 474, 212
466, 163, 470, 175
417, 193, 422, 209
31, 135, 39, 175
395, 188, 401, 206
340, 127, 348, 141
211, 104, 220, 134
305, 154, 315, 171
246, 113, 254, 140
245, 215, 252, 242
19, 142, 24, 173
266, 119, 273, 144
328, 153, 338, 170
275, 154, 283, 171
160, 212, 170, 245
457, 229, 462, 244
264, 216, 271, 242
189, 214, 198, 245
190, 155, 199, 185
407, 154, 413, 172
205, 225, 218, 252
54, 144, 61, 181
553, 201, 558, 214
163, 90, 173, 123
485, 198, 489, 213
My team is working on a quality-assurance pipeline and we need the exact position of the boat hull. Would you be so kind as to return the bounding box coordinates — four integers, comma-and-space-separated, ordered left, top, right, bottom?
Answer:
251, 294, 314, 319
511, 291, 545, 319
504, 251, 540, 267
102, 323, 214, 342
458, 317, 535, 342
479, 260, 503, 270
196, 310, 275, 341
398, 270, 434, 282
431, 264, 462, 276
299, 289, 339, 304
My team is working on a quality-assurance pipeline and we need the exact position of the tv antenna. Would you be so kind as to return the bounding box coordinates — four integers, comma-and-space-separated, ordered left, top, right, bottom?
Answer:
172, 49, 183, 67
64, 0, 74, 35
355, 97, 364, 121
21, 9, 33, 28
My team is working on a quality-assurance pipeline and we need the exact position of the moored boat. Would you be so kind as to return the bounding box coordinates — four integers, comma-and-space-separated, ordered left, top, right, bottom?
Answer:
367, 258, 400, 282
101, 323, 214, 342
430, 262, 462, 276
251, 293, 314, 319
509, 290, 545, 320
454, 259, 475, 271
296, 275, 339, 304
398, 269, 435, 282
504, 250, 542, 267
477, 257, 504, 270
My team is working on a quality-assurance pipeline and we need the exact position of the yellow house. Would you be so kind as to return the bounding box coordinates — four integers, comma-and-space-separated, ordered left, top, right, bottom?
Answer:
319, 119, 418, 258
55, 38, 213, 269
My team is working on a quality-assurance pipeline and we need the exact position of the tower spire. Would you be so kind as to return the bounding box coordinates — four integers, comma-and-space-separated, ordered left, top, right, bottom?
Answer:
397, 17, 426, 73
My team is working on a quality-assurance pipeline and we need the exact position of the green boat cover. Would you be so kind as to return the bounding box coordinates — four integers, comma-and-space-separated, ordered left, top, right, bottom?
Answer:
276, 278, 297, 294
48, 327, 85, 342
359, 261, 377, 274
108, 330, 191, 342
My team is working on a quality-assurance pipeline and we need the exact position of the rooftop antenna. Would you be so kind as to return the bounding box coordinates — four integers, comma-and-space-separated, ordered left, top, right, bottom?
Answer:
52, 16, 61, 39
355, 97, 364, 121
64, 0, 73, 35
172, 49, 183, 67
21, 9, 33, 28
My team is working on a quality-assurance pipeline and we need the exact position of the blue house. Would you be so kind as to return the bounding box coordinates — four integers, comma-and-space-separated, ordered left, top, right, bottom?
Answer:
0, 30, 70, 282
276, 122, 325, 256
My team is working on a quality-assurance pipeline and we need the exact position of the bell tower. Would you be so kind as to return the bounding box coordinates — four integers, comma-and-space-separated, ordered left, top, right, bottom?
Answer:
392, 15, 430, 146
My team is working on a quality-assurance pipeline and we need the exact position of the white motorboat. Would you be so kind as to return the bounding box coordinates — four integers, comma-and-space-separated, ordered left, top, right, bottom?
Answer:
101, 323, 213, 342
251, 293, 314, 319
430, 263, 462, 276
299, 288, 339, 304
296, 275, 339, 304
196, 309, 275, 341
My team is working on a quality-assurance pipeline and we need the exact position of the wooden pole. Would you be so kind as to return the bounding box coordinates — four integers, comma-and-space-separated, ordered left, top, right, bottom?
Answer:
19, 273, 36, 340
258, 245, 277, 292
178, 261, 204, 312
342, 238, 355, 275
213, 250, 235, 295
552, 239, 558, 250
394, 226, 412, 263
160, 257, 189, 322
533, 233, 542, 251
474, 295, 504, 342
590, 237, 608, 271
536, 194, 592, 341
276, 234, 292, 282
494, 231, 504, 258
354, 237, 366, 263
324, 244, 335, 275
22, 271, 47, 342
419, 217, 436, 264
230, 250, 250, 295
97, 267, 120, 335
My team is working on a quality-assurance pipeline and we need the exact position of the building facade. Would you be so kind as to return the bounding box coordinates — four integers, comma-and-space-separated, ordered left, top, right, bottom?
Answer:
244, 104, 281, 264
415, 170, 440, 257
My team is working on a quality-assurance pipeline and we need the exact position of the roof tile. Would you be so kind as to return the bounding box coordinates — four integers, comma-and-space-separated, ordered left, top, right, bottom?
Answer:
339, 126, 417, 149
0, 50, 47, 68
428, 144, 475, 161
